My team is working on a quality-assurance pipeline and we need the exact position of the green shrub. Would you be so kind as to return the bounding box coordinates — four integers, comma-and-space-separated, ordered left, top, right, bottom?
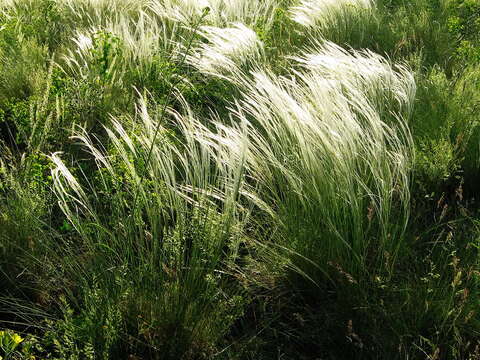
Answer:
412, 65, 480, 193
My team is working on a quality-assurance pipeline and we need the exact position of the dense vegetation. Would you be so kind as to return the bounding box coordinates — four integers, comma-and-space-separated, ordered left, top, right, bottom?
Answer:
1, 0, 480, 358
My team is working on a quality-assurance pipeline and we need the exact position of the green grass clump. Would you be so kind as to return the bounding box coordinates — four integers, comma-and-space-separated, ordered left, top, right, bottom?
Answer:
43, 93, 251, 358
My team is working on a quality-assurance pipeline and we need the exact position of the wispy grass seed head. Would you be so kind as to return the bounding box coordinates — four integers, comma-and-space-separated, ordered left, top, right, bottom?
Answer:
292, 41, 416, 117
149, 0, 279, 28
290, 0, 373, 28
187, 23, 263, 80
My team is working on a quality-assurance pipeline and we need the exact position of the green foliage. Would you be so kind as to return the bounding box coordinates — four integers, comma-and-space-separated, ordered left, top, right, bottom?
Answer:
411, 64, 480, 194
0, 154, 52, 296
0, 329, 25, 360
0, 37, 48, 104
5, 0, 68, 51
254, 6, 301, 65
89, 31, 122, 87
0, 100, 30, 145
447, 0, 480, 62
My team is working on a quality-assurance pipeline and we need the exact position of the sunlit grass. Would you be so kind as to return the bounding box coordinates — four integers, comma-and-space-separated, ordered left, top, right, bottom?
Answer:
1, 0, 480, 358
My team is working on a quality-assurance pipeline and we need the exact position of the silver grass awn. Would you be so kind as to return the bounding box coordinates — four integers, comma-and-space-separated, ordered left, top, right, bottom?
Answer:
290, 0, 373, 28
187, 23, 264, 81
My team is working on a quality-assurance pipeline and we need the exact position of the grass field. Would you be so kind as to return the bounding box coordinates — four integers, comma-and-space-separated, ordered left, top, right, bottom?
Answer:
1, 0, 480, 359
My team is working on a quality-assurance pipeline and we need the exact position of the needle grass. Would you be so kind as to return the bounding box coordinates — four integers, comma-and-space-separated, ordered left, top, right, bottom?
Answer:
49, 94, 251, 357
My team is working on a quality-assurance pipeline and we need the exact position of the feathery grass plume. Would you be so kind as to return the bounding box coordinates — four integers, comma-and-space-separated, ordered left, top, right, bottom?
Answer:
292, 40, 416, 118
149, 0, 279, 28
0, 0, 16, 9
60, 0, 147, 10
49, 94, 252, 357
101, 11, 195, 91
59, 0, 148, 25
61, 9, 193, 99
290, 0, 372, 28
187, 23, 264, 81
104, 11, 180, 70
213, 59, 414, 280
289, 0, 376, 46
